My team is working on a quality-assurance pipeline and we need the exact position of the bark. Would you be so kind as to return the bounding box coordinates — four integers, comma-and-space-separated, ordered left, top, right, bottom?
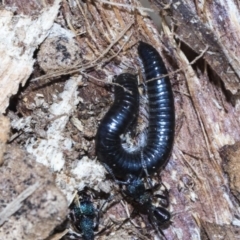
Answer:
154, 0, 240, 94
0, 0, 240, 240
152, 0, 240, 239
0, 0, 61, 113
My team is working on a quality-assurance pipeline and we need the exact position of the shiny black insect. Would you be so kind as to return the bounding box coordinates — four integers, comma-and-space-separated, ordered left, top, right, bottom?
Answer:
108, 171, 171, 237
125, 176, 170, 223
69, 191, 99, 240
96, 41, 175, 178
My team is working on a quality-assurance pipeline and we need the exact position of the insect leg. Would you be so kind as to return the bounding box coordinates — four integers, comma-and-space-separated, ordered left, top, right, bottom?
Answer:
140, 150, 155, 190
103, 163, 130, 185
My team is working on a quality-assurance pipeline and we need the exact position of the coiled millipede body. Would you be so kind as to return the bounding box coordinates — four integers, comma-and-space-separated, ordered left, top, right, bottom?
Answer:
96, 42, 175, 178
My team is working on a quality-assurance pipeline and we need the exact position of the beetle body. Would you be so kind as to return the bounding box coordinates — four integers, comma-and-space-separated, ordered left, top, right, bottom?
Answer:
123, 175, 170, 228
70, 192, 97, 240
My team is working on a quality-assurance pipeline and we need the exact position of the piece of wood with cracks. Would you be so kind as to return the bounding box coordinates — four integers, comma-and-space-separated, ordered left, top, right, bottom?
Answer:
2, 0, 240, 239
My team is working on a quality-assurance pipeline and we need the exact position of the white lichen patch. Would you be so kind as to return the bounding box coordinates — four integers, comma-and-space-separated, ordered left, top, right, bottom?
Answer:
71, 156, 109, 191
55, 156, 110, 203
11, 116, 32, 132
232, 217, 240, 227
49, 23, 75, 39
26, 76, 82, 171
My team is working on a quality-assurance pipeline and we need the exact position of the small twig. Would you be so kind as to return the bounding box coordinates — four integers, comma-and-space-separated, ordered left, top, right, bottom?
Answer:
31, 22, 134, 82
121, 200, 140, 228
80, 72, 133, 94
102, 31, 134, 64
46, 113, 69, 125
176, 147, 204, 184
0, 182, 40, 226
46, 229, 69, 240
68, 190, 78, 207
146, 45, 209, 83
8, 131, 23, 143
63, 0, 77, 34
174, 90, 191, 97
76, 0, 100, 52
98, 0, 155, 13
84, 22, 134, 68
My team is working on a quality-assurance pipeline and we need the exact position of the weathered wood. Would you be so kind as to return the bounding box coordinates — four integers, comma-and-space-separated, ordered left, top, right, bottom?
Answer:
154, 0, 240, 94
0, 0, 61, 113
152, 0, 240, 239
1, 0, 240, 239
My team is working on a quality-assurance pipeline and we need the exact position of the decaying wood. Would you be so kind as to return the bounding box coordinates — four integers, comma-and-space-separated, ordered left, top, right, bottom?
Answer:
0, 116, 10, 165
1, 0, 240, 239
0, 182, 40, 226
154, 0, 240, 94
0, 146, 67, 240
200, 220, 240, 240
0, 0, 61, 113
220, 142, 240, 204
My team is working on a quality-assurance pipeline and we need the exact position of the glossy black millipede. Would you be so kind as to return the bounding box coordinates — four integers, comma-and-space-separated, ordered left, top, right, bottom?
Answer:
96, 41, 175, 178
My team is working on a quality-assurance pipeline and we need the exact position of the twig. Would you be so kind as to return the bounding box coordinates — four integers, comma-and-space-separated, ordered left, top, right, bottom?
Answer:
8, 131, 23, 143
98, 0, 155, 13
80, 72, 133, 94
83, 22, 133, 68
102, 31, 134, 64
145, 45, 209, 83
176, 147, 204, 184
46, 229, 69, 240
31, 22, 134, 82
121, 200, 140, 228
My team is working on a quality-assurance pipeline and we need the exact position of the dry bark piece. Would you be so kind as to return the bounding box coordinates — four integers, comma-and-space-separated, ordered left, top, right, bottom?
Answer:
0, 0, 61, 113
154, 0, 240, 94
3, 0, 55, 15
0, 145, 68, 240
37, 24, 83, 73
153, 15, 240, 238
200, 220, 240, 240
220, 142, 240, 203
3, 0, 240, 239
0, 115, 10, 165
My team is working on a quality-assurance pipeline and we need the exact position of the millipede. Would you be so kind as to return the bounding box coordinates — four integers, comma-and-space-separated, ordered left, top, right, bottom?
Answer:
96, 41, 175, 178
